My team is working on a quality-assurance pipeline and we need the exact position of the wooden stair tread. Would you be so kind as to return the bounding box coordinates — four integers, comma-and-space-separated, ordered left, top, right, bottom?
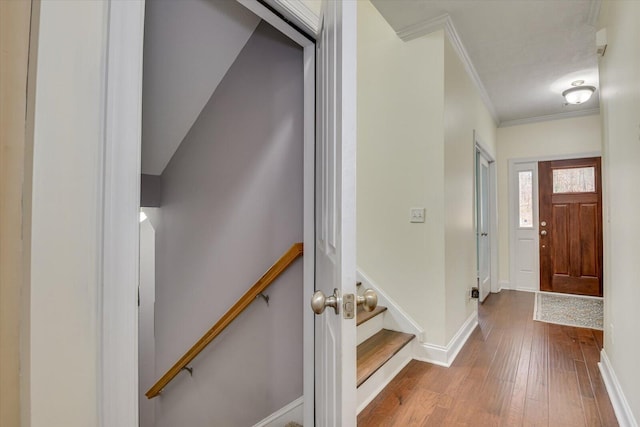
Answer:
357, 329, 415, 388
356, 305, 387, 326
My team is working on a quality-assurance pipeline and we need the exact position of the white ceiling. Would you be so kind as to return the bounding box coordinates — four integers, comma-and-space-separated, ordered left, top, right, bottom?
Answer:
370, 0, 601, 126
142, 0, 260, 175
142, 0, 601, 171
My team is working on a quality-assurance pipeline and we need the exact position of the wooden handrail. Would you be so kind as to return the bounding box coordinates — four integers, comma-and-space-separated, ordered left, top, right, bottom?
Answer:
145, 242, 304, 398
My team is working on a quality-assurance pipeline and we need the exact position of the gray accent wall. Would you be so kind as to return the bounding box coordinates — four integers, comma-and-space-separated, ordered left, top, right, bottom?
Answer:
140, 174, 161, 207
149, 22, 304, 426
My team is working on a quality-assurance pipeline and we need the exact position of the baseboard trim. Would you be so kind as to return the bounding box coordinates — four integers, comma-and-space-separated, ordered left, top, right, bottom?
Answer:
515, 287, 537, 293
251, 396, 304, 427
414, 310, 478, 367
498, 280, 510, 291
599, 350, 638, 427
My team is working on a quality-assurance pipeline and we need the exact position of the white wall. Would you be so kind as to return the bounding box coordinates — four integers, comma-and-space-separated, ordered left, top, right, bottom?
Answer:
443, 37, 497, 342
357, 0, 497, 347
142, 0, 259, 174
598, 0, 640, 422
152, 22, 304, 427
357, 0, 447, 345
496, 115, 602, 286
29, 1, 108, 425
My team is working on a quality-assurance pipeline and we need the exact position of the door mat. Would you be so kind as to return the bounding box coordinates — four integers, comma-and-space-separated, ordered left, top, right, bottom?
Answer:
534, 292, 603, 330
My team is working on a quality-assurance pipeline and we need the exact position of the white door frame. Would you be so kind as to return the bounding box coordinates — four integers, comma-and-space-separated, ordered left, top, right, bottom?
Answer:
100, 1, 318, 425
474, 132, 498, 295
507, 151, 601, 293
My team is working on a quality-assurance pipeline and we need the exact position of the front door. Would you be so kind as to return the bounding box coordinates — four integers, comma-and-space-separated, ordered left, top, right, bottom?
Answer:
314, 0, 357, 425
538, 157, 603, 296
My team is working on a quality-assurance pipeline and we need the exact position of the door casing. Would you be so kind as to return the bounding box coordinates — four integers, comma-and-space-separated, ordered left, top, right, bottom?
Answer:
99, 1, 318, 425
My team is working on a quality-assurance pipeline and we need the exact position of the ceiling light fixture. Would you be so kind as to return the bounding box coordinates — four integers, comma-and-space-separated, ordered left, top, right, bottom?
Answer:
563, 85, 596, 104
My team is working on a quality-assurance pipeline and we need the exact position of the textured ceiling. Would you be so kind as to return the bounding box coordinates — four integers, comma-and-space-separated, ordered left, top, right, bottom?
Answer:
142, 0, 260, 175
370, 0, 601, 126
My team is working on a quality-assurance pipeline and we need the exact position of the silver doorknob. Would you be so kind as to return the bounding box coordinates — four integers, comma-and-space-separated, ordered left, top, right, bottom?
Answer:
356, 289, 378, 312
540, 230, 547, 236
311, 288, 340, 315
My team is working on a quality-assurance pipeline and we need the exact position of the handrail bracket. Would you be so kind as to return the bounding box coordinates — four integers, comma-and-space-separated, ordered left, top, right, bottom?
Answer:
256, 292, 270, 306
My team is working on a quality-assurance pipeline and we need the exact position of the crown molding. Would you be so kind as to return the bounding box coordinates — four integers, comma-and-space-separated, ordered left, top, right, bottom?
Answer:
396, 13, 450, 41
266, 0, 319, 37
442, 17, 499, 125
396, 14, 499, 125
498, 107, 600, 128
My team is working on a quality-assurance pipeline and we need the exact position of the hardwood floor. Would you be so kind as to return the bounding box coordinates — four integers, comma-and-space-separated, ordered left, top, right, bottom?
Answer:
358, 290, 618, 426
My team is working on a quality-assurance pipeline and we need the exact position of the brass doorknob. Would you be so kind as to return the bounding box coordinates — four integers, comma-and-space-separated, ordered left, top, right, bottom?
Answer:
541, 230, 548, 236
356, 289, 378, 312
311, 289, 340, 315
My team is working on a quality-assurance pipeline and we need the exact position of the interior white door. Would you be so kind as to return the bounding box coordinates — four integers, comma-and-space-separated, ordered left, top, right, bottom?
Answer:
314, 0, 357, 425
510, 161, 539, 292
476, 152, 491, 301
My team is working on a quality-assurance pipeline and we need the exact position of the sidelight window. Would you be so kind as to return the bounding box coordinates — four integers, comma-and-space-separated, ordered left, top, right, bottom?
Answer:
518, 170, 533, 228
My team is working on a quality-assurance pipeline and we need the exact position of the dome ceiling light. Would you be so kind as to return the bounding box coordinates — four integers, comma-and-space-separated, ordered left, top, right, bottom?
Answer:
563, 81, 596, 105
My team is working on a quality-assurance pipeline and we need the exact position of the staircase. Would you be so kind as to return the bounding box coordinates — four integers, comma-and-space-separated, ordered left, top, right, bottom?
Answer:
356, 283, 416, 412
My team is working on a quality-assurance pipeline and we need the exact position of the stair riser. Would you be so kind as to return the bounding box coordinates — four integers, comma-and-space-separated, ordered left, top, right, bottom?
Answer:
356, 341, 413, 414
357, 312, 384, 345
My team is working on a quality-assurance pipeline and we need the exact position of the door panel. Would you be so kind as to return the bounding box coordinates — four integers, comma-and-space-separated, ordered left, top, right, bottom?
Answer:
539, 157, 603, 296
515, 238, 535, 285
552, 204, 569, 274
476, 151, 491, 301
314, 0, 357, 425
580, 204, 598, 277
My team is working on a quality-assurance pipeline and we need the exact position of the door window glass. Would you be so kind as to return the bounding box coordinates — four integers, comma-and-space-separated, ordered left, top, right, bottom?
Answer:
518, 170, 533, 228
553, 167, 595, 193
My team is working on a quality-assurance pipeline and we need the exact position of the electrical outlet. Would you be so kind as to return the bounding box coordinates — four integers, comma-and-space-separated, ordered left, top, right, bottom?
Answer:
410, 207, 425, 223
470, 287, 479, 299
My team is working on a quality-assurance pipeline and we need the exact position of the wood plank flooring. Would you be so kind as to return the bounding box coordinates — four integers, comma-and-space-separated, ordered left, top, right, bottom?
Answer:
358, 290, 618, 426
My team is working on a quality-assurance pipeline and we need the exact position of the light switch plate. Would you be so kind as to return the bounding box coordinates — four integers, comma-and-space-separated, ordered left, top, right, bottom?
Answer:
410, 207, 425, 223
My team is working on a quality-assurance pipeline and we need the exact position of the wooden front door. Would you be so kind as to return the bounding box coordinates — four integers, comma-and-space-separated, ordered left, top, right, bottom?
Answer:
538, 157, 603, 296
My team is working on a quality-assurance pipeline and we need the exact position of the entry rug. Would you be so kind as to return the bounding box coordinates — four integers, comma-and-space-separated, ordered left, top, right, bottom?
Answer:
534, 292, 603, 330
